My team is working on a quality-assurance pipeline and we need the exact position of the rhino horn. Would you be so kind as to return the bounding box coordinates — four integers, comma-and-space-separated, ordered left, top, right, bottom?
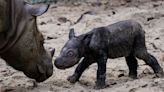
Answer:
50, 48, 55, 57
24, 3, 50, 16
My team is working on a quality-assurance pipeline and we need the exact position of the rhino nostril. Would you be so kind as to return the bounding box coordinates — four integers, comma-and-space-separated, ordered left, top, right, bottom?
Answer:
37, 64, 45, 74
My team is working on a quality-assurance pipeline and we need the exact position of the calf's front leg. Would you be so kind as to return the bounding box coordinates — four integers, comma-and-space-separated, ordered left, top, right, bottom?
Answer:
95, 52, 107, 89
67, 58, 94, 83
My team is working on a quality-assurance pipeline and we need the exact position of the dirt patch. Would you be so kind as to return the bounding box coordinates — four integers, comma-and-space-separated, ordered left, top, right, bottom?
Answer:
1, 0, 164, 92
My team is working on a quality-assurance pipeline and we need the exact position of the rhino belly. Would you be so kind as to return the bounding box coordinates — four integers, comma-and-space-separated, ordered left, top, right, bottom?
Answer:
107, 41, 133, 59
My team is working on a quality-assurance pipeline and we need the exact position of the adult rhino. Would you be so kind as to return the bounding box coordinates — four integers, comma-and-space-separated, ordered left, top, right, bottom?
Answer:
0, 0, 54, 82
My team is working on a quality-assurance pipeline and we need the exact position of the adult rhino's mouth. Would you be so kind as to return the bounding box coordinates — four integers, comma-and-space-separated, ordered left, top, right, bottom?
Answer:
36, 64, 53, 82
23, 63, 53, 82
25, 71, 51, 82
36, 75, 48, 82
35, 65, 47, 82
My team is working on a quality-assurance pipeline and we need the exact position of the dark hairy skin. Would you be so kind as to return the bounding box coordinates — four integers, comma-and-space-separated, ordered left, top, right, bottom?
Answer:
55, 20, 164, 89
0, 0, 55, 82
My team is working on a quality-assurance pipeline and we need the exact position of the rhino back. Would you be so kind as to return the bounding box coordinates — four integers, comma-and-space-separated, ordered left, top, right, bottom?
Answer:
89, 20, 144, 58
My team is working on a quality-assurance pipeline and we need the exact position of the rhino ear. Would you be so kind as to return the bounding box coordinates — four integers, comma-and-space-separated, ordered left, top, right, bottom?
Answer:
25, 3, 49, 16
69, 28, 75, 39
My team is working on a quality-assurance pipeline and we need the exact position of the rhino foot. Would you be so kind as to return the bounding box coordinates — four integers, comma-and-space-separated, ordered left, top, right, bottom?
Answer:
156, 70, 164, 78
129, 74, 137, 79
67, 74, 79, 83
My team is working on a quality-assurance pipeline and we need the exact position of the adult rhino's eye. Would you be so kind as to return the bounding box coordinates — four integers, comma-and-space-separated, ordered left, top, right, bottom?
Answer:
67, 51, 74, 57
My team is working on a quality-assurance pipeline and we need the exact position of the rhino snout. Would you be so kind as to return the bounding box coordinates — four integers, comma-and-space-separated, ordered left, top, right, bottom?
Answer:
54, 57, 79, 69
54, 57, 66, 69
36, 62, 53, 82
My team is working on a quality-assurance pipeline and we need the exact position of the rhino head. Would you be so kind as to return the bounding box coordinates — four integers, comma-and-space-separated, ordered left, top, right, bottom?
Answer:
0, 0, 54, 82
55, 29, 83, 69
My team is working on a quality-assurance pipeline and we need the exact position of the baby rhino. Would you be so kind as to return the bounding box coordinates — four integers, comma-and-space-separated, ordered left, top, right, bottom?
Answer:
55, 20, 164, 89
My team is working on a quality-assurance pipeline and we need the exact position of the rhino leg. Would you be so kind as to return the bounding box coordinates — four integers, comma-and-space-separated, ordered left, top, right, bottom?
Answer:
135, 49, 164, 77
67, 58, 94, 83
125, 54, 138, 79
95, 52, 107, 89
134, 29, 164, 77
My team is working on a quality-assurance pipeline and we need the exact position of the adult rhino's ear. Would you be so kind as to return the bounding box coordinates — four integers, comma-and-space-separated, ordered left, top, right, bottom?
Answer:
69, 28, 75, 39
25, 3, 49, 16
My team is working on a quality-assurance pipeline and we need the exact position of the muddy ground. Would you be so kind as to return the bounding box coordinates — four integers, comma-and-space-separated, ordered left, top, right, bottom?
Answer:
1, 0, 164, 92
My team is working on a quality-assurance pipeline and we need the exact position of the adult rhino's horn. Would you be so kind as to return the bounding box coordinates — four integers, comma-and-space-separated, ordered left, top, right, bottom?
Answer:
50, 48, 55, 57
24, 3, 50, 16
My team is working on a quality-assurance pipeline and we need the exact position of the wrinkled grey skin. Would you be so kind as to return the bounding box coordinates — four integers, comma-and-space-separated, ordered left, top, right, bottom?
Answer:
0, 0, 54, 82
55, 20, 164, 89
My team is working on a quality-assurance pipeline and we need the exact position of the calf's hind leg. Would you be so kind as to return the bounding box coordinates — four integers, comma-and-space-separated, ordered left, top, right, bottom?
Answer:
134, 30, 164, 77
136, 51, 164, 77
125, 54, 138, 79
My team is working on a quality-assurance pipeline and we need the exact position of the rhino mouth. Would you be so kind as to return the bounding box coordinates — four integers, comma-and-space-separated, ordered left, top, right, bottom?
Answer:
35, 65, 47, 82
55, 63, 76, 70
54, 59, 79, 70
23, 64, 52, 82
36, 64, 53, 82
36, 76, 46, 82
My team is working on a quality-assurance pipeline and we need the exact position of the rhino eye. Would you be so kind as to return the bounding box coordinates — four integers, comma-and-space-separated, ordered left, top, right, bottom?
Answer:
67, 51, 74, 57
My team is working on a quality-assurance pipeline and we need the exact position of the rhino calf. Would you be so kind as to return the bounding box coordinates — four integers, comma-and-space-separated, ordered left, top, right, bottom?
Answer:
55, 20, 164, 89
